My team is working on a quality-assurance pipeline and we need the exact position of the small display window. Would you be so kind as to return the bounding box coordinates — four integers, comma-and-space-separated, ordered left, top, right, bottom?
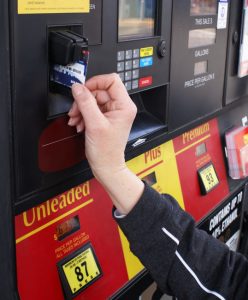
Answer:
190, 0, 217, 16
188, 28, 216, 49
195, 143, 207, 157
142, 171, 157, 186
194, 61, 208, 76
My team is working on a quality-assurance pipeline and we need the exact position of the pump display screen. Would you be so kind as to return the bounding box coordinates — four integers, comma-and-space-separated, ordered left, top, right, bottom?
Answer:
118, 0, 156, 41
190, 0, 217, 16
188, 28, 216, 48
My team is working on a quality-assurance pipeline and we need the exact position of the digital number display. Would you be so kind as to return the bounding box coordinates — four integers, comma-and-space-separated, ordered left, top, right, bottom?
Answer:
188, 28, 216, 49
195, 143, 207, 157
194, 61, 208, 76
118, 0, 156, 41
56, 216, 80, 241
190, 0, 217, 16
142, 172, 157, 186
58, 244, 102, 299
198, 163, 219, 194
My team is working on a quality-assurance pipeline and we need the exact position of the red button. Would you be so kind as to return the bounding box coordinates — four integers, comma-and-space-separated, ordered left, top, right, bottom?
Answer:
139, 76, 153, 88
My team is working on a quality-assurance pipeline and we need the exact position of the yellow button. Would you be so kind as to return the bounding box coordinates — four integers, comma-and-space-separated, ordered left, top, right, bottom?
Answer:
140, 47, 154, 57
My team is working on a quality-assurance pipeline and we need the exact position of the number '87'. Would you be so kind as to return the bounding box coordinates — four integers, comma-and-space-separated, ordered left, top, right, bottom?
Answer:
75, 261, 89, 282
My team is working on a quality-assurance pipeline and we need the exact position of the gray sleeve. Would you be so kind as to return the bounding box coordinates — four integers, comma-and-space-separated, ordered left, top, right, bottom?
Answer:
113, 183, 248, 299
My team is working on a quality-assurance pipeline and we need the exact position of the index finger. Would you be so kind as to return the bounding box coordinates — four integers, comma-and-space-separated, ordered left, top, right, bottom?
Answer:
85, 73, 130, 103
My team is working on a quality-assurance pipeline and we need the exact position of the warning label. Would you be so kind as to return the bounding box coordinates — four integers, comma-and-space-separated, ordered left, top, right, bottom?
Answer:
18, 0, 90, 14
199, 190, 243, 251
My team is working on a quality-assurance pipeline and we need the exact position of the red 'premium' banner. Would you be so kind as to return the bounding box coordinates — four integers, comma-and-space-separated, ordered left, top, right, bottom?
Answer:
173, 119, 229, 221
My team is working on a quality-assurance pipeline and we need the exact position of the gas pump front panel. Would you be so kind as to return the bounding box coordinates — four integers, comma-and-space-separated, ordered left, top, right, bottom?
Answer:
169, 0, 229, 130
12, 0, 172, 203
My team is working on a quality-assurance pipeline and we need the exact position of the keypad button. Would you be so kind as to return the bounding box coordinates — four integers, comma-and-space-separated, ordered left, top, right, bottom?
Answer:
125, 71, 132, 81
139, 76, 153, 88
117, 51, 125, 61
132, 69, 140, 79
133, 49, 140, 58
117, 62, 125, 72
132, 80, 139, 90
140, 57, 153, 68
125, 60, 132, 71
125, 81, 132, 91
125, 50, 133, 60
118, 72, 125, 82
133, 59, 140, 69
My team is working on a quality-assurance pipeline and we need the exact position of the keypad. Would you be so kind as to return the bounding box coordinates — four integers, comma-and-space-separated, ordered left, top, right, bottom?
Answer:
117, 48, 153, 91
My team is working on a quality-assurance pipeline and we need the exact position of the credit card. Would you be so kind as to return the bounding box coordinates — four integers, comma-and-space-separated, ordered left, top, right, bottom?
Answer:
50, 50, 89, 88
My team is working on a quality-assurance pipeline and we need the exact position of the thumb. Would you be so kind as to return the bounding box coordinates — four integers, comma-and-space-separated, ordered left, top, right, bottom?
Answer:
72, 83, 105, 129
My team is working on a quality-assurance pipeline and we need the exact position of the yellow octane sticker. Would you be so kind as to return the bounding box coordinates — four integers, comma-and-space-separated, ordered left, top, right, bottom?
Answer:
62, 247, 101, 294
199, 164, 219, 193
18, 0, 90, 14
140, 47, 154, 57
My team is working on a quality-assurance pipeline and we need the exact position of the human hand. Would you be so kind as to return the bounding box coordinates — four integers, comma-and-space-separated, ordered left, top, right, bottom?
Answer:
68, 73, 137, 183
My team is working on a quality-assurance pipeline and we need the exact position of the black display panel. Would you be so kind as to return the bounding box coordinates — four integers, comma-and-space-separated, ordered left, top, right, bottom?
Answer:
118, 0, 156, 41
190, 0, 217, 16
169, 0, 229, 130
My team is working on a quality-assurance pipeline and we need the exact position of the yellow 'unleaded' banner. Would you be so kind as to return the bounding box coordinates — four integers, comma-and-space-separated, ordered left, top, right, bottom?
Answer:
18, 0, 90, 14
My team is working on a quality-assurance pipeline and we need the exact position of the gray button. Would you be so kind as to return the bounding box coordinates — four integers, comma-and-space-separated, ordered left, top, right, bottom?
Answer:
117, 51, 125, 61
132, 80, 139, 90
125, 50, 133, 60
118, 72, 125, 82
133, 49, 140, 58
117, 61, 125, 72
133, 59, 140, 69
125, 81, 132, 91
125, 60, 132, 70
132, 69, 140, 79
125, 71, 132, 81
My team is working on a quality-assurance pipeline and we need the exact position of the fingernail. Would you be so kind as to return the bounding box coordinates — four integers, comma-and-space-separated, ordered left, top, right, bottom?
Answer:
68, 118, 74, 126
77, 124, 83, 133
72, 84, 83, 96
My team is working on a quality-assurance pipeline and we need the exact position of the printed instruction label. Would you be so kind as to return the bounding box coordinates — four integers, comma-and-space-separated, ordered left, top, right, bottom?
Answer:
18, 0, 90, 14
217, 0, 229, 29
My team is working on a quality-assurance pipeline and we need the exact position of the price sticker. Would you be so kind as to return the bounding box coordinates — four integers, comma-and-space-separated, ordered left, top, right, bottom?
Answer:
198, 164, 219, 194
58, 244, 102, 299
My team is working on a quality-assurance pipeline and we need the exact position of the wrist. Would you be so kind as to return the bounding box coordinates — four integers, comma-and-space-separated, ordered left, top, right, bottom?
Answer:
92, 164, 129, 186
94, 166, 145, 215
